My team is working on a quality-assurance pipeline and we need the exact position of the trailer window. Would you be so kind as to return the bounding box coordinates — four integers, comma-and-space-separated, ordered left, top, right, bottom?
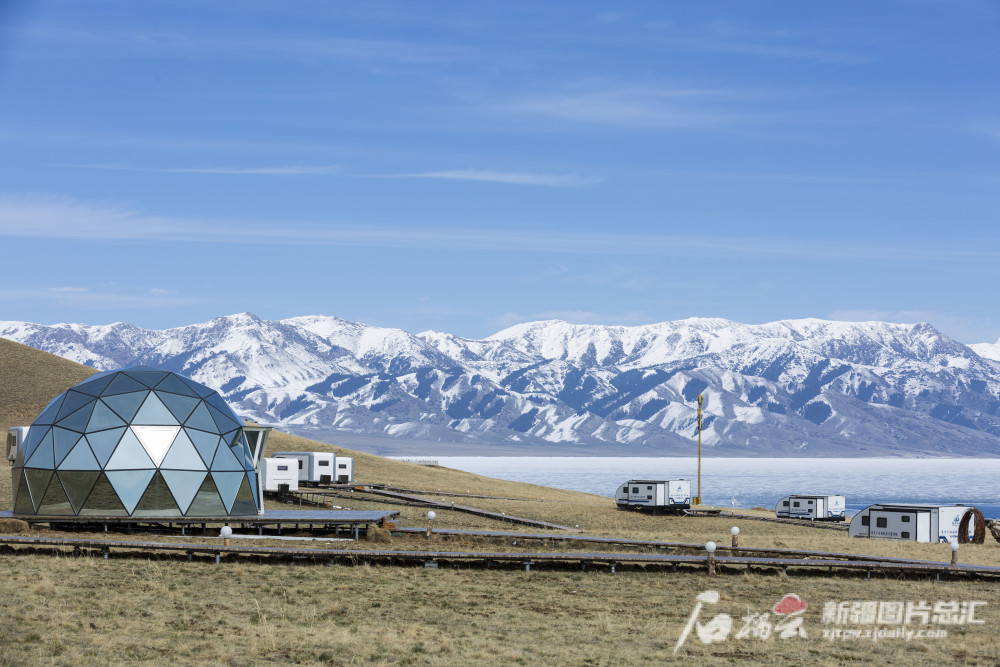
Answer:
298, 460, 303, 470
319, 460, 330, 466
793, 502, 800, 508
647, 495, 652, 500
807, 500, 813, 505
861, 516, 870, 526
901, 532, 910, 539
876, 517, 887, 528
647, 486, 652, 490
622, 486, 629, 493
277, 465, 288, 471
782, 501, 789, 507
632, 487, 638, 494
339, 464, 347, 469
901, 516, 910, 522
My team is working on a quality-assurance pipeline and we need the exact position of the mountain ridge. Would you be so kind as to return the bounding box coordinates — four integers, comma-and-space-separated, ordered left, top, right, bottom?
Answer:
3, 313, 1000, 456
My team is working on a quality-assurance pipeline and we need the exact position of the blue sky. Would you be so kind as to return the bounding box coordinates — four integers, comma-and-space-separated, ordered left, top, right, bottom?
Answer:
1, 1, 999, 342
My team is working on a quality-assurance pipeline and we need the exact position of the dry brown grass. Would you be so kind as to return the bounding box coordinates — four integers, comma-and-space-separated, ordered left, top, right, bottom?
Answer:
0, 553, 996, 666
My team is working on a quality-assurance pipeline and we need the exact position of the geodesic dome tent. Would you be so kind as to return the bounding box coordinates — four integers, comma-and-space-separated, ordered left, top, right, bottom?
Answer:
12, 367, 259, 517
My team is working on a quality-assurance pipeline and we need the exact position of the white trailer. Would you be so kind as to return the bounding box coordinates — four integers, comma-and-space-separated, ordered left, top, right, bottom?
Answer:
849, 503, 976, 543
259, 457, 300, 495
335, 456, 354, 483
271, 451, 335, 486
775, 494, 846, 521
6, 427, 28, 465
615, 479, 691, 512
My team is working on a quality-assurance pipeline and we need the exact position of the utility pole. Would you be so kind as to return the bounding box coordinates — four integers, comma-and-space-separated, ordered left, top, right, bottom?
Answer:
696, 393, 703, 506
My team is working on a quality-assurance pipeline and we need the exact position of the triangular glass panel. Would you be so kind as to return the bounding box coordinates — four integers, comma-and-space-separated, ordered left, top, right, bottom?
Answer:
13, 445, 24, 468
157, 391, 200, 424
86, 400, 128, 431
25, 469, 54, 512
124, 370, 169, 388
11, 464, 21, 499
154, 373, 200, 397
247, 470, 259, 507
212, 471, 245, 513
230, 443, 252, 472
105, 429, 154, 470
56, 390, 94, 420
103, 373, 149, 396
187, 475, 225, 516
230, 475, 257, 516
72, 371, 115, 396
57, 470, 101, 513
184, 402, 219, 434
34, 395, 65, 426
86, 427, 127, 467
185, 428, 219, 467
161, 469, 207, 514
57, 400, 97, 433
20, 426, 49, 461
222, 429, 244, 449
211, 439, 244, 472
131, 425, 180, 467
161, 429, 207, 471
101, 391, 148, 423
24, 430, 54, 469
132, 471, 181, 516
13, 470, 33, 514
181, 375, 216, 398
106, 469, 156, 514
52, 427, 82, 467
132, 393, 179, 426
58, 439, 101, 470
205, 392, 237, 416
37, 476, 74, 515
78, 473, 128, 516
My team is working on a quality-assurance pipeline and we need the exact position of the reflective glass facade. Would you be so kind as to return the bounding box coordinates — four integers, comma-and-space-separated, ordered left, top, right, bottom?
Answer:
12, 367, 259, 517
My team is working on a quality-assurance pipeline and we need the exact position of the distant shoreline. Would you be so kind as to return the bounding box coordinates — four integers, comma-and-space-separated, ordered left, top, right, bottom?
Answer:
290, 428, 1000, 459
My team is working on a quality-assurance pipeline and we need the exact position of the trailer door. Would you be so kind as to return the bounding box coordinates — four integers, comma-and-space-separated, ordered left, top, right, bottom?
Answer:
916, 512, 931, 543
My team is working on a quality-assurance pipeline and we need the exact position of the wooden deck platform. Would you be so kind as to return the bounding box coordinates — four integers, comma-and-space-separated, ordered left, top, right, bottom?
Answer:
1, 534, 997, 579
0, 509, 399, 538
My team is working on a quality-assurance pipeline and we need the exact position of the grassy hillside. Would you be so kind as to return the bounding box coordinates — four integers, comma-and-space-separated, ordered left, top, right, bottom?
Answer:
0, 337, 97, 435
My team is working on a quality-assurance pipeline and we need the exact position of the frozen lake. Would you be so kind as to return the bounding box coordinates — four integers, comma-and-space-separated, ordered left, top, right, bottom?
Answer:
421, 457, 1000, 518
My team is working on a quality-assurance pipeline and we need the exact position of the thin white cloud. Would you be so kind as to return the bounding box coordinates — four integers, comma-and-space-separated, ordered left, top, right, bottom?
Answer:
504, 87, 733, 128
67, 164, 343, 176
0, 286, 209, 309
63, 164, 593, 186
385, 169, 602, 187
2, 194, 999, 265
16, 24, 469, 66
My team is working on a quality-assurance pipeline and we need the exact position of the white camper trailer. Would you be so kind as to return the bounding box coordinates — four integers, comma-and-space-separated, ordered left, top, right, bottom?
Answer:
271, 451, 335, 486
6, 427, 28, 465
615, 479, 692, 512
335, 457, 354, 483
775, 494, 846, 521
260, 458, 300, 494
849, 503, 976, 543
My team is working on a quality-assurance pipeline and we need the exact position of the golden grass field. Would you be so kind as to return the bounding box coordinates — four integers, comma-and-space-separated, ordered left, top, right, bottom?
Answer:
2, 342, 999, 665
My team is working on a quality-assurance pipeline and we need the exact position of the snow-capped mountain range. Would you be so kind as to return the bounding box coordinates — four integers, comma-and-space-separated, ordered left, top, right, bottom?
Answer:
4, 313, 1000, 456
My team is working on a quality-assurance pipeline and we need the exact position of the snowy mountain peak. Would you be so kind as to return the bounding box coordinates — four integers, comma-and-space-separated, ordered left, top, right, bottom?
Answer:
3, 313, 1000, 456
